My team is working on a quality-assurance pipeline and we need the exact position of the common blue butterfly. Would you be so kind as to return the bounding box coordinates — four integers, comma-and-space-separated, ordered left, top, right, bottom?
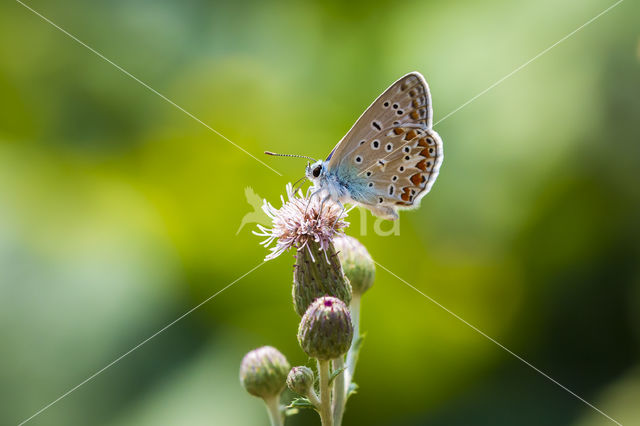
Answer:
268, 72, 443, 220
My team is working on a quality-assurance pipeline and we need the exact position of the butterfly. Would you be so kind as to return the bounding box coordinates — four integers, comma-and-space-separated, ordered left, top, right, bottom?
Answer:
267, 72, 443, 220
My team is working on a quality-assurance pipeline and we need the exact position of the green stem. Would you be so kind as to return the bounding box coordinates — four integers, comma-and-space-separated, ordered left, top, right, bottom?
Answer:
306, 387, 322, 408
344, 293, 361, 392
332, 357, 346, 426
318, 360, 333, 426
263, 395, 283, 426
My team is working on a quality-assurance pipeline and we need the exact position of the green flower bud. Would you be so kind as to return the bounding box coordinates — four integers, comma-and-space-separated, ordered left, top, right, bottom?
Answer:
239, 346, 290, 399
286, 366, 315, 396
333, 235, 375, 296
298, 296, 353, 360
293, 240, 352, 316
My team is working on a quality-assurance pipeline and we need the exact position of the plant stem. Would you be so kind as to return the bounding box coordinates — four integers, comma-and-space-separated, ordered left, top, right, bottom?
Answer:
332, 357, 346, 426
307, 387, 322, 408
318, 359, 333, 426
344, 293, 361, 392
263, 395, 283, 426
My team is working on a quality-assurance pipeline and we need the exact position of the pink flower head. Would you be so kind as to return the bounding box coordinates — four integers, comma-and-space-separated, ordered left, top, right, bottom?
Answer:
254, 183, 349, 261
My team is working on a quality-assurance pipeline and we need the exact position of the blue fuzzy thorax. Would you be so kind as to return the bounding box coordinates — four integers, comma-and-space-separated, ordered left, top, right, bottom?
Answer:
323, 162, 374, 204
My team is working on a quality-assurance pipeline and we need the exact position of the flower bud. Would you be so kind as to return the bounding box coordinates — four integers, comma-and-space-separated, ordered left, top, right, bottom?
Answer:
239, 346, 290, 399
286, 366, 315, 396
293, 240, 352, 316
333, 235, 375, 296
298, 296, 353, 360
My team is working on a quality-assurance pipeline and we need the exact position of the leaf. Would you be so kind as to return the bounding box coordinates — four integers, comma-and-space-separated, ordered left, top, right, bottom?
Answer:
346, 333, 366, 373
284, 408, 299, 417
346, 382, 359, 400
287, 397, 317, 411
328, 367, 345, 386
352, 333, 366, 353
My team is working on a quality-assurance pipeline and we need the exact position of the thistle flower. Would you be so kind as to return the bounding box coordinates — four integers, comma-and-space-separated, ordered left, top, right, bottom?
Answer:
293, 241, 352, 316
239, 346, 290, 399
333, 235, 375, 297
254, 183, 349, 261
286, 366, 316, 396
298, 296, 354, 360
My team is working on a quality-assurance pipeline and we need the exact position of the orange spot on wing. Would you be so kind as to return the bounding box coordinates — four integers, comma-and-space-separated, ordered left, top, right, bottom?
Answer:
410, 173, 422, 186
400, 187, 411, 201
410, 110, 420, 120
412, 99, 424, 108
416, 159, 427, 171
393, 128, 403, 135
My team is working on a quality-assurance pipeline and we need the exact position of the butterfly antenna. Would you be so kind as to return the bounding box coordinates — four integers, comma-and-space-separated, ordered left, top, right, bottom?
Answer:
265, 151, 317, 162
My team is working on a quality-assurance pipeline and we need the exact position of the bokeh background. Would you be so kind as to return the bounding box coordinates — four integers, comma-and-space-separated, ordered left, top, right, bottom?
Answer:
1, 0, 639, 425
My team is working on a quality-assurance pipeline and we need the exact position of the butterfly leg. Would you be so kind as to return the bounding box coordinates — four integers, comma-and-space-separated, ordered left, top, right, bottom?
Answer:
331, 200, 346, 231
317, 193, 332, 216
304, 188, 323, 216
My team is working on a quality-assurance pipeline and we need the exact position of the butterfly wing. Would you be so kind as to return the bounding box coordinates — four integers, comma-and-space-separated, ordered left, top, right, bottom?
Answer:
326, 72, 443, 218
326, 72, 433, 164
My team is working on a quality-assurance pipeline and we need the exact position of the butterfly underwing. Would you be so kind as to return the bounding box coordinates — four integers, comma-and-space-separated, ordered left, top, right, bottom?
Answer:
305, 72, 443, 220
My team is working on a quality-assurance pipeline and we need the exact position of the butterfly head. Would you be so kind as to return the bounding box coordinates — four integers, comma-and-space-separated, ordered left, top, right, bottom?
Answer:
305, 160, 326, 184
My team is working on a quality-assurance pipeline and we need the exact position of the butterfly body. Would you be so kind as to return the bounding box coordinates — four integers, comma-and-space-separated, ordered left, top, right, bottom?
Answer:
305, 160, 394, 216
302, 72, 444, 220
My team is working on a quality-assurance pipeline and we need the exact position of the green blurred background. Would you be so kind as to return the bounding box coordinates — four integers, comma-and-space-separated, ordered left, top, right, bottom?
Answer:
1, 0, 639, 425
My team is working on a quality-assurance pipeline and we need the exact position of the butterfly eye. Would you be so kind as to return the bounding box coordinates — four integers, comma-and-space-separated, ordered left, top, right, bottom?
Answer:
312, 166, 322, 178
